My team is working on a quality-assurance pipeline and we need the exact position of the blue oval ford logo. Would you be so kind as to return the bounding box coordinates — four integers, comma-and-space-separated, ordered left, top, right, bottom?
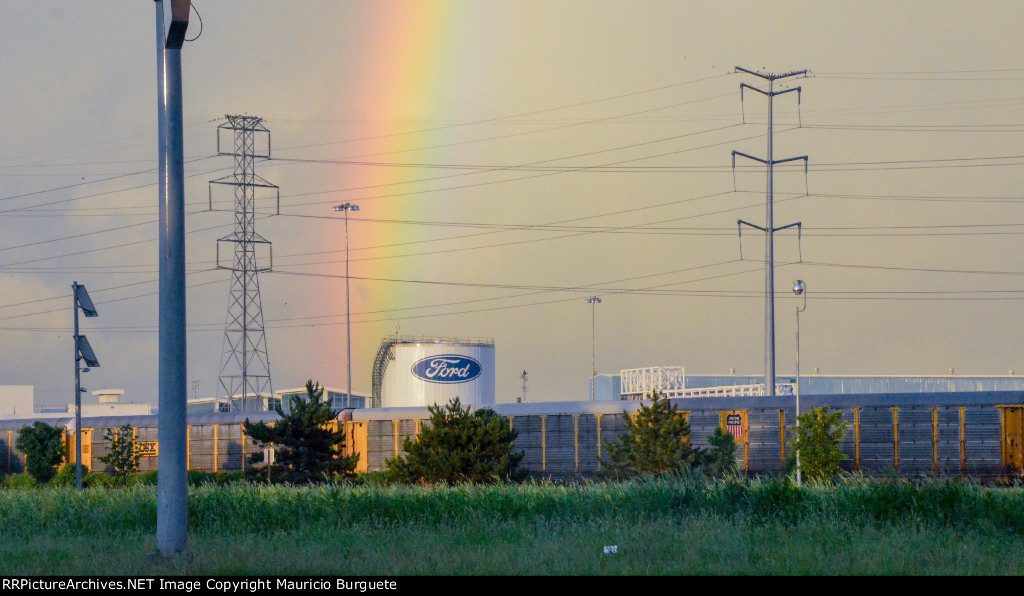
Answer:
411, 354, 482, 384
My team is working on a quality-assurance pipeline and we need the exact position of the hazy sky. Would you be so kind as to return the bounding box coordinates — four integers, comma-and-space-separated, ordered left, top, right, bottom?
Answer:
3, 1, 1024, 407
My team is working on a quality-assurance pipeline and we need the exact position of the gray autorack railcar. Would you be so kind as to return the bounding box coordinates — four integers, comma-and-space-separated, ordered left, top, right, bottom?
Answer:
1, 391, 1022, 478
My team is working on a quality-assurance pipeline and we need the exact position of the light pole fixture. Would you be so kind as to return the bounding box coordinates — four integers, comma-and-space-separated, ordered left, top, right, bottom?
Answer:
72, 282, 99, 490
333, 202, 360, 409
585, 296, 602, 400
792, 279, 807, 486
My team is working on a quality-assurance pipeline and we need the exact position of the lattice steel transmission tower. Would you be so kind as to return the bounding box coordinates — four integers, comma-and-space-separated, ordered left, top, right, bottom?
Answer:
211, 115, 280, 410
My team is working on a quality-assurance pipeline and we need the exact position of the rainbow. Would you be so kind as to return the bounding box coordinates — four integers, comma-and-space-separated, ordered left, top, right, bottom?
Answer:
326, 2, 485, 383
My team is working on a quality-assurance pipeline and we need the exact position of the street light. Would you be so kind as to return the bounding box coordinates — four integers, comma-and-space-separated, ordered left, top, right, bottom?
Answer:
333, 203, 360, 408
585, 296, 601, 400
72, 282, 99, 490
792, 279, 807, 486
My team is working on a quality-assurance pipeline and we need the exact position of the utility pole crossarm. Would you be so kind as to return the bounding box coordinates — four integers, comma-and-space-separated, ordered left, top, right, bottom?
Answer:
736, 220, 767, 260
774, 222, 804, 262
733, 151, 767, 190
733, 150, 768, 165
734, 152, 806, 168
734, 66, 809, 81
738, 219, 767, 232
780, 87, 802, 106
740, 83, 770, 99
774, 156, 810, 194
773, 155, 808, 166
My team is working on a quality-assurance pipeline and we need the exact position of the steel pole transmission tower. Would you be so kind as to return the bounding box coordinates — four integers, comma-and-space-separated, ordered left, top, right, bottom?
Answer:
211, 115, 280, 411
732, 66, 808, 397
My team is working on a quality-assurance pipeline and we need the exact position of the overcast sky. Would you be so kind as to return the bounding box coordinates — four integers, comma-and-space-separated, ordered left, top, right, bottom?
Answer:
3, 1, 1024, 407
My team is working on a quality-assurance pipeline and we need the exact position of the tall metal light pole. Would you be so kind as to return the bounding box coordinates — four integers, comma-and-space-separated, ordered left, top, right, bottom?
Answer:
156, 0, 190, 556
792, 279, 807, 486
733, 66, 807, 397
585, 296, 601, 400
333, 203, 360, 406
72, 282, 99, 490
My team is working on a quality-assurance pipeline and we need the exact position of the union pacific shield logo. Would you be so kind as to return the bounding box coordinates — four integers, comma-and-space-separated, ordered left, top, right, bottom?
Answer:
411, 354, 482, 384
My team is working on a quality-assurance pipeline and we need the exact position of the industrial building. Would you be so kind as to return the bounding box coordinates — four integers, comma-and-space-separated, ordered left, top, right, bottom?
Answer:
274, 386, 369, 412
0, 386, 151, 417
185, 394, 275, 414
601, 366, 1024, 400
75, 390, 151, 417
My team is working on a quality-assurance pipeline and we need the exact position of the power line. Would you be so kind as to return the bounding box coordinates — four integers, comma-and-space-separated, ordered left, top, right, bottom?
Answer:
283, 191, 763, 266
12, 218, 1024, 276
0, 215, 257, 270
815, 74, 1024, 81
0, 156, 222, 216
805, 123, 1024, 133
818, 68, 1024, 75
272, 92, 738, 165
0, 270, 222, 323
811, 191, 1024, 204
0, 118, 218, 167
9, 248, 1024, 329
5, 176, 1022, 283
0, 259, 754, 330
271, 72, 735, 153
278, 123, 758, 205
801, 260, 1024, 277
268, 260, 765, 327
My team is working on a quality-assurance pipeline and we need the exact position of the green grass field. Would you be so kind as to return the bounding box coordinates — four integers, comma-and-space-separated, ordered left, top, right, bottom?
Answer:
2, 476, 1023, 575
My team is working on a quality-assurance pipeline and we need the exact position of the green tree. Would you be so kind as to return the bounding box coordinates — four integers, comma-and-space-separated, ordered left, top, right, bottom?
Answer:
792, 406, 848, 483
52, 462, 90, 487
15, 421, 65, 483
244, 380, 358, 483
99, 424, 141, 485
602, 391, 698, 476
701, 427, 738, 477
385, 397, 524, 484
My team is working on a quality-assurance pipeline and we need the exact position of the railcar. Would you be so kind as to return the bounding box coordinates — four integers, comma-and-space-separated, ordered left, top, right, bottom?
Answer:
2, 392, 1022, 478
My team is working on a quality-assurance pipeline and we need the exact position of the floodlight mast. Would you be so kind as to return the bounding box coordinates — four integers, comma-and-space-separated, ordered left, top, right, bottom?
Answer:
333, 203, 360, 411
585, 296, 602, 400
72, 282, 98, 490
732, 66, 808, 397
156, 0, 190, 557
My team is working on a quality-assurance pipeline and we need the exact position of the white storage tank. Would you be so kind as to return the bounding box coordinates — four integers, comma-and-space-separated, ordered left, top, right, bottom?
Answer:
372, 335, 495, 408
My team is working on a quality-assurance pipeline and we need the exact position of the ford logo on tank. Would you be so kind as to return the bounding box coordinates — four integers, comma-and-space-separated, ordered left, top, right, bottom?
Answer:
411, 355, 482, 384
